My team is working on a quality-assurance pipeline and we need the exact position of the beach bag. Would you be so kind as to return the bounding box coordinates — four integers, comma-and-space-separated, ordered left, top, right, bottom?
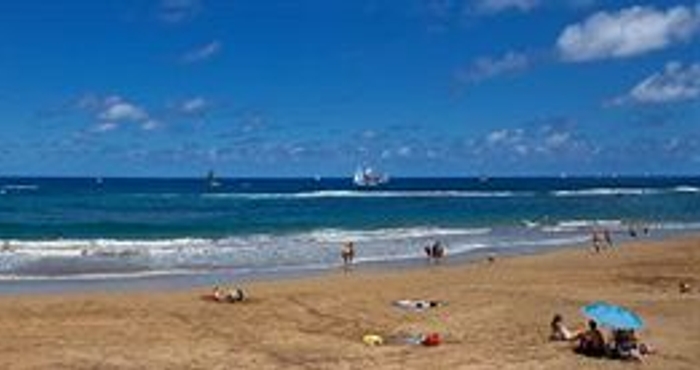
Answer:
421, 333, 441, 346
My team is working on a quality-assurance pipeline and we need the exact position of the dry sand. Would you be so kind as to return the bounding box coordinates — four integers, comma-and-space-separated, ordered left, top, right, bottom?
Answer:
0, 236, 698, 369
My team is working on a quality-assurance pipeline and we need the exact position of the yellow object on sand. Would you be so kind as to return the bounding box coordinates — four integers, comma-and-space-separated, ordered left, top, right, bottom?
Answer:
363, 334, 384, 346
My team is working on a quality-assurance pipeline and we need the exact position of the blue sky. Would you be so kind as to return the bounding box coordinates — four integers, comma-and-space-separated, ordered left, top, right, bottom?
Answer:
0, 0, 698, 177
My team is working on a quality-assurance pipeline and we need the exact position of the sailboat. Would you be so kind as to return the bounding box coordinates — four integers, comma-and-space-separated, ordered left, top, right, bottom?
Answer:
353, 166, 389, 188
207, 170, 222, 188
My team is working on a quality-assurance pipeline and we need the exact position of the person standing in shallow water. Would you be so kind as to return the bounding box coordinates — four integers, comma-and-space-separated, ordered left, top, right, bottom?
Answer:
341, 241, 355, 268
591, 229, 603, 253
603, 229, 613, 248
424, 240, 446, 263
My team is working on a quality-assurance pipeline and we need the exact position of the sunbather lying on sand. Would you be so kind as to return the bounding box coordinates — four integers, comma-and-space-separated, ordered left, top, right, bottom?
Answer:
393, 299, 443, 311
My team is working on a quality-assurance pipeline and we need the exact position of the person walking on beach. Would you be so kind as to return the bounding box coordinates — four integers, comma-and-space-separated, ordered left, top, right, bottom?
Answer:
432, 240, 445, 262
341, 241, 355, 268
591, 229, 603, 253
603, 229, 613, 248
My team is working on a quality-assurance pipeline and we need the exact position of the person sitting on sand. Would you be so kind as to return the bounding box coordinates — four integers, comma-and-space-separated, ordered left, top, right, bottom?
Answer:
226, 287, 245, 303
341, 241, 355, 267
549, 314, 576, 341
574, 320, 607, 357
610, 329, 653, 361
212, 285, 226, 301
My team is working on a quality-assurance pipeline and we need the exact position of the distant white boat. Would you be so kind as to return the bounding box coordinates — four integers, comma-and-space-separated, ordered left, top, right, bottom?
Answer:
353, 166, 389, 187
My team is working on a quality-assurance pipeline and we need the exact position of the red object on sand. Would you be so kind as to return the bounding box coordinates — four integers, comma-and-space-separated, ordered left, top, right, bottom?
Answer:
421, 333, 441, 346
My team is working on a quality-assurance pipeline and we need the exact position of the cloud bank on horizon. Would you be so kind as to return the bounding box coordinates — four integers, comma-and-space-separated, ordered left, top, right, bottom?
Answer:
0, 0, 698, 177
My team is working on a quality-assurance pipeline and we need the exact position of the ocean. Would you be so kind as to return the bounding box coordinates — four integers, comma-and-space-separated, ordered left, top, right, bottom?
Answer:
1, 176, 699, 291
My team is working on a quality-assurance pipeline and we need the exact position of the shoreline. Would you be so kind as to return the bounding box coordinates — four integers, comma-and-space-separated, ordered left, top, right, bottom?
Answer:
0, 227, 692, 297
0, 233, 698, 369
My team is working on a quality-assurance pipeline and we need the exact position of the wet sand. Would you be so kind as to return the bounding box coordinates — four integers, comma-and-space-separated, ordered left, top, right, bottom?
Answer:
0, 236, 698, 369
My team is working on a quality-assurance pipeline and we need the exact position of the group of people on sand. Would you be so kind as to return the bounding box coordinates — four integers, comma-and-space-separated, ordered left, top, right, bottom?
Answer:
591, 228, 613, 253
627, 223, 650, 238
550, 314, 654, 362
424, 240, 446, 263
211, 285, 246, 303
591, 223, 654, 253
340, 239, 448, 268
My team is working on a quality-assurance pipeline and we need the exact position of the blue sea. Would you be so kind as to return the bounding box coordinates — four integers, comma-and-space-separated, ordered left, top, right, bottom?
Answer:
1, 176, 699, 291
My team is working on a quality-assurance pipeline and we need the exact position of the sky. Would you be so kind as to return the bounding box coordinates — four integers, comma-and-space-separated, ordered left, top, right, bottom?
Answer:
0, 0, 698, 177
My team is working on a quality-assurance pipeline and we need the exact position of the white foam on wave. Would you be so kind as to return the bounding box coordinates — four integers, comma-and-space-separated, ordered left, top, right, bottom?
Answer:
0, 184, 40, 195
656, 222, 700, 231
1, 184, 39, 191
501, 235, 590, 248
3, 220, 698, 281
0, 227, 490, 263
672, 186, 700, 193
551, 188, 659, 197
302, 227, 491, 243
3, 238, 212, 259
542, 219, 623, 233
203, 190, 530, 200
0, 268, 202, 282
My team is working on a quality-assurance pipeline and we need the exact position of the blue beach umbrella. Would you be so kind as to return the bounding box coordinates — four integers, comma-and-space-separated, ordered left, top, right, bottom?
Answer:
582, 301, 644, 330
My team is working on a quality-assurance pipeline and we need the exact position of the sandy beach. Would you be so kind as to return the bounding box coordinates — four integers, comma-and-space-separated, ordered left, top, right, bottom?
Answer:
0, 236, 698, 369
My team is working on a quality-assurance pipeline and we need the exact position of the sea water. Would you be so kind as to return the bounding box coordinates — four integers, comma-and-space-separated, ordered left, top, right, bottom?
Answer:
0, 176, 699, 291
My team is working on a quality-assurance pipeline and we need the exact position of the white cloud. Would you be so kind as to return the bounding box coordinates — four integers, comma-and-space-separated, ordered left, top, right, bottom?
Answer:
362, 130, 377, 140
142, 119, 160, 131
92, 122, 118, 133
182, 40, 221, 63
478, 122, 593, 159
397, 146, 413, 157
486, 128, 524, 146
557, 4, 700, 62
613, 61, 700, 105
544, 131, 571, 148
160, 0, 201, 23
80, 95, 158, 132
180, 97, 207, 114
99, 102, 147, 122
475, 0, 539, 14
458, 51, 529, 83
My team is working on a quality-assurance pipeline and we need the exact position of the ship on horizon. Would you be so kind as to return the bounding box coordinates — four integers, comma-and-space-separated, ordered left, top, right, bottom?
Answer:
353, 166, 389, 188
